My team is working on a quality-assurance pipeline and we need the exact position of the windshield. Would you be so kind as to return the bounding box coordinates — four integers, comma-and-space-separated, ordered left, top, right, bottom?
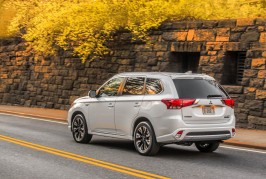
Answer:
173, 79, 229, 99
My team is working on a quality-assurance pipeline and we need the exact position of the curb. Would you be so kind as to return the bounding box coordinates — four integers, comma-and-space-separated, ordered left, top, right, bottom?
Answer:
0, 110, 67, 123
224, 141, 266, 151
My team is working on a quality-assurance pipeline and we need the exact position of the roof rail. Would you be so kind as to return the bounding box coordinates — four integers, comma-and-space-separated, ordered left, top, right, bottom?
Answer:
185, 71, 192, 74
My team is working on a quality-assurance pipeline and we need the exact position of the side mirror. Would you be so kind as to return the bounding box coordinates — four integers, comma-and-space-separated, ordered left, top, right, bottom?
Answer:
88, 90, 97, 98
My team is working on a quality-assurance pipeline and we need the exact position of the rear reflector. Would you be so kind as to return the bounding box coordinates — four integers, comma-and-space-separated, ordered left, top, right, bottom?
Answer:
161, 99, 195, 109
232, 128, 236, 136
175, 130, 184, 138
222, 99, 234, 108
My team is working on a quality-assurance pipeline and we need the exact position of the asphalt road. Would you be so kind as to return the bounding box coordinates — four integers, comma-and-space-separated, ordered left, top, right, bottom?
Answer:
0, 113, 266, 179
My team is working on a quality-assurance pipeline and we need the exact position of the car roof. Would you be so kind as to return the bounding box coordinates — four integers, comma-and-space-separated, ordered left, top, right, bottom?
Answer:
116, 72, 214, 80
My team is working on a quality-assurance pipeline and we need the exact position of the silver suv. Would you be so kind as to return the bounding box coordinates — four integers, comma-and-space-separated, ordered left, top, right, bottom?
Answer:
67, 72, 235, 156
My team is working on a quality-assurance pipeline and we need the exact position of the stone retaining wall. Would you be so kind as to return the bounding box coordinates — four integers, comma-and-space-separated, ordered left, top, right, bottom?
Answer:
0, 18, 265, 129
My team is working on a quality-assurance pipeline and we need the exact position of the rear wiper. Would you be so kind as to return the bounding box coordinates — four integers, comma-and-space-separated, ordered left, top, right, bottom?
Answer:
207, 95, 223, 98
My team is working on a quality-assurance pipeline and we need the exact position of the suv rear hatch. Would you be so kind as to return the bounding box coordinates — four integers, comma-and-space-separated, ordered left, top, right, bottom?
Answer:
173, 78, 233, 124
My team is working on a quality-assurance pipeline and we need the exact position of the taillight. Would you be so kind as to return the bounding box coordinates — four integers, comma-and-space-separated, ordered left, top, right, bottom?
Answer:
222, 99, 234, 108
161, 99, 195, 109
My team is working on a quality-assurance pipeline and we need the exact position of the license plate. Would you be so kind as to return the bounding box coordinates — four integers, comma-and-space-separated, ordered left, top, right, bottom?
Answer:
202, 106, 215, 115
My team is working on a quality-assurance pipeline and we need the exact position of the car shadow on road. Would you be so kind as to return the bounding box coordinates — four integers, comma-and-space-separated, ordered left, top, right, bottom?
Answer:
89, 137, 228, 159
90, 138, 135, 150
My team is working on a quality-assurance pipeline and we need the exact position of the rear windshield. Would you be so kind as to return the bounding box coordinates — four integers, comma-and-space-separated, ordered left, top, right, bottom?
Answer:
173, 79, 229, 99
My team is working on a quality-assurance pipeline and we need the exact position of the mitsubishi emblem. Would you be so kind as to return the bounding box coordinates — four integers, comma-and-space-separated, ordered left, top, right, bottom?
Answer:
209, 100, 213, 105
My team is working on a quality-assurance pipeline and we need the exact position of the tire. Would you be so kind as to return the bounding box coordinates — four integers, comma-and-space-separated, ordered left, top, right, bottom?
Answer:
195, 141, 220, 153
133, 121, 160, 156
71, 114, 92, 143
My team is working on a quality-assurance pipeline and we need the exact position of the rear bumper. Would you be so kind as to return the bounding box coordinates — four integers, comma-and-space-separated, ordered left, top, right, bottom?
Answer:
183, 134, 231, 141
156, 126, 234, 143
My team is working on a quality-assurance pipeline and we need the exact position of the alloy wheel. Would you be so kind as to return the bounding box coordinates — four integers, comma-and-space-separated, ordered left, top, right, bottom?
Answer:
72, 116, 85, 142
135, 125, 152, 153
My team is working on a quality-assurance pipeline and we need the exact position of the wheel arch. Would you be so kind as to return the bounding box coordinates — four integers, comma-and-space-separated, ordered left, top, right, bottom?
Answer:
132, 117, 156, 137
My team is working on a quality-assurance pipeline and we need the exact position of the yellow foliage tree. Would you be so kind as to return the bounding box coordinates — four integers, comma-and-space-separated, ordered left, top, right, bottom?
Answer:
7, 0, 266, 61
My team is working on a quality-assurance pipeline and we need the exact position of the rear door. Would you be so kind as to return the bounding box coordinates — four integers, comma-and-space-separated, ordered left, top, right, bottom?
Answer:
114, 77, 145, 137
173, 78, 233, 124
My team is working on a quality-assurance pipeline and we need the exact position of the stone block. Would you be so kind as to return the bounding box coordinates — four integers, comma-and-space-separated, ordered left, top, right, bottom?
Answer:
237, 19, 255, 26
256, 90, 266, 100
236, 113, 248, 122
240, 31, 260, 43
62, 80, 74, 90
162, 32, 177, 41
216, 28, 230, 36
230, 32, 242, 42
119, 59, 133, 65
256, 18, 266, 26
176, 32, 188, 41
223, 85, 243, 94
223, 42, 240, 51
258, 70, 266, 78
244, 100, 264, 111
147, 58, 158, 66
244, 87, 257, 93
258, 26, 265, 32
194, 30, 215, 41
153, 42, 168, 51
249, 78, 264, 88
251, 58, 265, 69
218, 20, 236, 28
243, 69, 258, 78
248, 116, 266, 126
249, 111, 262, 117
202, 21, 218, 28
1, 74, 8, 79
207, 51, 217, 56
199, 56, 210, 65
209, 56, 218, 63
172, 22, 187, 29
216, 36, 229, 42
186, 21, 202, 29
187, 30, 195, 41
259, 32, 266, 43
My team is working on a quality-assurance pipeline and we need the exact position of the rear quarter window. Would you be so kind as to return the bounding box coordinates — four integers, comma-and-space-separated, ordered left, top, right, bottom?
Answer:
145, 78, 163, 95
173, 79, 228, 99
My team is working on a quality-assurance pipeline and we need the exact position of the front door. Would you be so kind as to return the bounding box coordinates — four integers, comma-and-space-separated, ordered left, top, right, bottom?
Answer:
89, 77, 124, 134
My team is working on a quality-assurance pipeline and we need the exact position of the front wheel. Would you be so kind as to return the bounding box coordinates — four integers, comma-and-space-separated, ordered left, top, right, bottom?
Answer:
195, 141, 220, 153
134, 121, 160, 156
71, 114, 92, 143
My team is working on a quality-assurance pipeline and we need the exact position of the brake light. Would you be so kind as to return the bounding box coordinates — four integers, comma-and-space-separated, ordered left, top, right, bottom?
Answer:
222, 99, 234, 108
161, 99, 195, 109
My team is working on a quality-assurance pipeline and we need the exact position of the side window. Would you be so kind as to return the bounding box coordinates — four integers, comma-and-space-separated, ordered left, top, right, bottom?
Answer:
145, 78, 163, 95
98, 77, 124, 97
122, 77, 145, 95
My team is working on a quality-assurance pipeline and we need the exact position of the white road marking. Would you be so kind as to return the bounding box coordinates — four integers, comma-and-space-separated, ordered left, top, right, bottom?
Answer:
0, 112, 68, 125
0, 110, 64, 121
221, 145, 266, 154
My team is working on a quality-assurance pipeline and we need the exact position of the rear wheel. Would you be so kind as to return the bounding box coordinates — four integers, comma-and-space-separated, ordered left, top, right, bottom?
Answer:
71, 114, 92, 143
195, 141, 220, 153
134, 121, 160, 156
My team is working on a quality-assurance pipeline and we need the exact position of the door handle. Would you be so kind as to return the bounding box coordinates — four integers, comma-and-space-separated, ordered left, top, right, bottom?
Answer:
134, 102, 141, 107
108, 103, 114, 107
